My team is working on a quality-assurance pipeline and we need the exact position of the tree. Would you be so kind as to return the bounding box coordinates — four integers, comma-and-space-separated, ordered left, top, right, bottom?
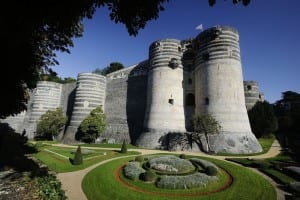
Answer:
208, 0, 250, 6
72, 145, 83, 165
1, 0, 169, 118
36, 108, 67, 140
192, 114, 221, 152
274, 91, 300, 153
120, 140, 127, 153
93, 62, 125, 76
274, 91, 300, 133
248, 101, 278, 138
76, 106, 106, 143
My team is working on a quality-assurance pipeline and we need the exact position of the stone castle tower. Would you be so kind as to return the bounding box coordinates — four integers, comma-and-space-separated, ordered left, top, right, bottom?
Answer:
1, 25, 263, 154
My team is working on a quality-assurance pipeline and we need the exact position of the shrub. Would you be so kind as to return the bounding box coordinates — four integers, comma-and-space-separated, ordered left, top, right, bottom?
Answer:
148, 155, 194, 173
156, 172, 218, 189
76, 106, 106, 143
179, 154, 187, 159
135, 156, 144, 162
206, 166, 218, 176
123, 161, 145, 181
36, 108, 67, 140
72, 145, 83, 165
38, 174, 67, 200
121, 140, 127, 153
140, 171, 156, 182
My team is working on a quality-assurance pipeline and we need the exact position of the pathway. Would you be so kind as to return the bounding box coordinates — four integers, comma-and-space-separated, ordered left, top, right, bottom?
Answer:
56, 140, 284, 200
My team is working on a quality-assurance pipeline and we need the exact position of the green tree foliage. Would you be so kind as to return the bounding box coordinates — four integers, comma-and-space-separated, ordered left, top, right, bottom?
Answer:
1, 0, 169, 118
72, 145, 83, 165
40, 71, 76, 84
193, 114, 221, 152
93, 62, 125, 76
274, 91, 300, 154
120, 140, 127, 153
77, 106, 106, 143
274, 91, 300, 133
248, 101, 278, 138
36, 108, 67, 140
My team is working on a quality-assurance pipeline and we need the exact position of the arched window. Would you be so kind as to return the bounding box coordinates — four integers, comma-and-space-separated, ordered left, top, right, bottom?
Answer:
186, 93, 195, 106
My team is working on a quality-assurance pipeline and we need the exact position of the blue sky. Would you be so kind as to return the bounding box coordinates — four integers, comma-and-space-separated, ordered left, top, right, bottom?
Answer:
52, 0, 300, 103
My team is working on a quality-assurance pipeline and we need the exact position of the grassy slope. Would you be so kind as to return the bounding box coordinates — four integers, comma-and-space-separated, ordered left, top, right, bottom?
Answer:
82, 156, 276, 200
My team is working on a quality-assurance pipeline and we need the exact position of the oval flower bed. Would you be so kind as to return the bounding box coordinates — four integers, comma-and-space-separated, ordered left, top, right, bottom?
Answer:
122, 155, 220, 190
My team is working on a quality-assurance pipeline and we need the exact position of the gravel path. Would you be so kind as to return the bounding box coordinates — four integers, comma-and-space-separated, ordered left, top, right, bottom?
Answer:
56, 140, 285, 200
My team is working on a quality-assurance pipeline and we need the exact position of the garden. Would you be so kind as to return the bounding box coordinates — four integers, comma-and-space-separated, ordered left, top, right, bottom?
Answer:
82, 154, 276, 200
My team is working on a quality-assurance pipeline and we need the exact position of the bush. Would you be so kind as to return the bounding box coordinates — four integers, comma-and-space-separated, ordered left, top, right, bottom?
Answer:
76, 106, 106, 143
140, 171, 156, 182
156, 172, 218, 189
148, 155, 194, 173
135, 156, 144, 162
121, 140, 127, 153
179, 154, 187, 159
36, 108, 67, 140
38, 174, 67, 200
72, 145, 83, 165
206, 166, 218, 176
123, 161, 145, 181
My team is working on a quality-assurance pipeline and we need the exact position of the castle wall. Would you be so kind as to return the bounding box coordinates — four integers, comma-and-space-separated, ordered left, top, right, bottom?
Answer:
102, 61, 148, 143
136, 39, 186, 148
63, 73, 105, 143
194, 26, 261, 153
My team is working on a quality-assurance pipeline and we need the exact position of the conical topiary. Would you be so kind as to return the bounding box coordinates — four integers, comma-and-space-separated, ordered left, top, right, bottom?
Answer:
120, 140, 127, 153
73, 145, 83, 165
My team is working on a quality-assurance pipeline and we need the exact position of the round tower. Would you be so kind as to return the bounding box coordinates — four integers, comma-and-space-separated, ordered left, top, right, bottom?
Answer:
194, 26, 262, 153
63, 73, 106, 142
243, 80, 260, 110
28, 81, 62, 138
136, 39, 186, 148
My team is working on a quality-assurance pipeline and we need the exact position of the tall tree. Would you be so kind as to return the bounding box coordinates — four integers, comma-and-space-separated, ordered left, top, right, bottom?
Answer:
0, 0, 169, 118
274, 91, 300, 133
248, 101, 278, 138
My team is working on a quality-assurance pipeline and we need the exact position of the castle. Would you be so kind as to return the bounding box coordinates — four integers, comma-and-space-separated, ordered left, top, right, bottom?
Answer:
1, 25, 264, 153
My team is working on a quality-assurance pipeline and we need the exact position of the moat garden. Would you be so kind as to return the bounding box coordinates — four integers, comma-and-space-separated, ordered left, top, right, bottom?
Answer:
1, 135, 299, 199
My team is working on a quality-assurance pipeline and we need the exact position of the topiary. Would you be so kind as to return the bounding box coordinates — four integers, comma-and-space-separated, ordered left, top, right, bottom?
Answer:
135, 156, 144, 162
140, 171, 156, 182
179, 154, 187, 159
72, 145, 83, 165
120, 140, 127, 153
206, 166, 218, 176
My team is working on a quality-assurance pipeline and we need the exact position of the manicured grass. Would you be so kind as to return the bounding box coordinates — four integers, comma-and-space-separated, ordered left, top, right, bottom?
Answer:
226, 152, 296, 184
78, 143, 141, 149
82, 155, 276, 200
216, 136, 275, 156
31, 145, 140, 173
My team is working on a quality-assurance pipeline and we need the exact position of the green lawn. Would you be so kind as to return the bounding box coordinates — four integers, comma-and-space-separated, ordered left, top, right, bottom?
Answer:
31, 144, 140, 173
78, 143, 141, 149
226, 151, 296, 185
82, 155, 276, 200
